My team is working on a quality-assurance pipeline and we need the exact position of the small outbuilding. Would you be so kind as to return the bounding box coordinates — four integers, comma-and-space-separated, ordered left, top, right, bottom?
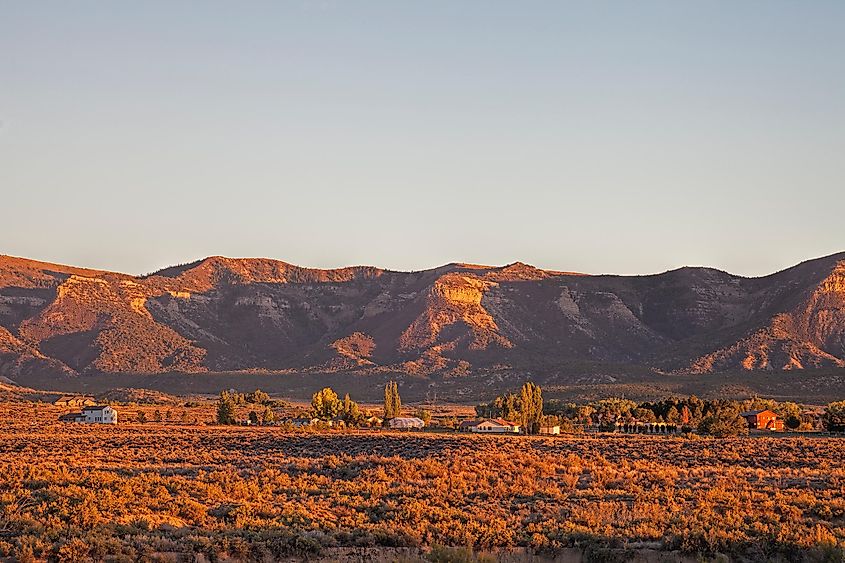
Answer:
539, 425, 560, 435
458, 420, 481, 432
387, 417, 425, 430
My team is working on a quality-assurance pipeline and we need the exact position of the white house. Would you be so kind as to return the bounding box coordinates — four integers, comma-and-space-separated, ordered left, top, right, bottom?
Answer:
387, 417, 425, 429
539, 425, 560, 435
81, 405, 118, 424
473, 418, 520, 433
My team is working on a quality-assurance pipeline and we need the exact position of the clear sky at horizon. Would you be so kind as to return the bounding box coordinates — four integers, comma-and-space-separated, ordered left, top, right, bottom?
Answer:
2, 1, 844, 277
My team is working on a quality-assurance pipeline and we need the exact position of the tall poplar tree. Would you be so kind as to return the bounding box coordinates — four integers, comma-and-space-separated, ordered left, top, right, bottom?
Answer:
384, 381, 401, 418
519, 382, 543, 434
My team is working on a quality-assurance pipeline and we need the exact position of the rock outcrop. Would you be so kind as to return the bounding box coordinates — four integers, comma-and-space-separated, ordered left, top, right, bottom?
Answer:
1, 252, 844, 379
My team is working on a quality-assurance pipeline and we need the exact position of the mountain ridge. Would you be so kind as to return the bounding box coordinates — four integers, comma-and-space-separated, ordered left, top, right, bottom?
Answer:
1, 251, 844, 382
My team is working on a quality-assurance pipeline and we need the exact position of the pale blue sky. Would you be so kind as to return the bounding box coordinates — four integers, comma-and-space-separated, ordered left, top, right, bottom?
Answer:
1, 1, 843, 277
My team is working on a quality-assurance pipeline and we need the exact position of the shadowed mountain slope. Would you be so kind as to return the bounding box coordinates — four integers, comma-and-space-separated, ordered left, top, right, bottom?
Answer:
1, 252, 844, 380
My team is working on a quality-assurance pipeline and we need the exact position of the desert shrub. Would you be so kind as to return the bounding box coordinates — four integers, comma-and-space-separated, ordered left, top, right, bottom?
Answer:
2, 403, 844, 561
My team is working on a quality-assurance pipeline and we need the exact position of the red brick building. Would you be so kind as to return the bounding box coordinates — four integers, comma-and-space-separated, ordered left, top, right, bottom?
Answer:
740, 409, 784, 431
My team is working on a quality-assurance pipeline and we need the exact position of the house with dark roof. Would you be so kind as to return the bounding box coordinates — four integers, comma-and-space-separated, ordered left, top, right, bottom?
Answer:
458, 419, 481, 432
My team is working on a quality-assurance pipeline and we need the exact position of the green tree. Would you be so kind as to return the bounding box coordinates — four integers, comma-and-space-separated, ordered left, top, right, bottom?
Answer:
311, 387, 341, 420
785, 415, 801, 430
137, 411, 147, 424
633, 407, 657, 423
153, 409, 163, 423
339, 393, 362, 425
216, 391, 237, 425
823, 401, 845, 432
665, 406, 680, 424
519, 382, 543, 434
415, 408, 432, 426
591, 398, 637, 421
697, 406, 748, 437
384, 381, 402, 419
247, 389, 271, 405
774, 401, 802, 421
261, 406, 276, 425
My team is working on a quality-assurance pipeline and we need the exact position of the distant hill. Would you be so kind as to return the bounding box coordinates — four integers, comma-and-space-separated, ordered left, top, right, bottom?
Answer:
1, 252, 844, 387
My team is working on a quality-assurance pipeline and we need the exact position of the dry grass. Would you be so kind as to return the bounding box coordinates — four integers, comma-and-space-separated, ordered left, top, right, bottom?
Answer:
1, 403, 844, 562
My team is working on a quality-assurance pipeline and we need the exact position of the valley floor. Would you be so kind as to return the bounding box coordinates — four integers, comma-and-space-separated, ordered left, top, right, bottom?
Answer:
1, 404, 844, 562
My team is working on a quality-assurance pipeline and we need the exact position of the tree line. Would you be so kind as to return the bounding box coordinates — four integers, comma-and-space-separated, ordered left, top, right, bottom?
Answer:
478, 387, 845, 437
215, 380, 432, 427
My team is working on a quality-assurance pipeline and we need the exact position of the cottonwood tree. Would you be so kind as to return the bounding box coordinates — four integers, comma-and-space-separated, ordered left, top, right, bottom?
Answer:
340, 393, 362, 425
311, 387, 341, 420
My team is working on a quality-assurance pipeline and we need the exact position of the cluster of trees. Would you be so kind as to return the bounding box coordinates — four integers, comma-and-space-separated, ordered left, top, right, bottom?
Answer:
543, 396, 756, 436
310, 387, 365, 424
136, 409, 197, 424
216, 389, 276, 425
480, 389, 845, 437
475, 382, 545, 434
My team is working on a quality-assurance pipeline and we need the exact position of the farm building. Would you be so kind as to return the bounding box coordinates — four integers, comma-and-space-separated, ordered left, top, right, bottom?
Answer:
458, 420, 481, 432
59, 405, 117, 424
539, 425, 560, 435
740, 409, 783, 431
387, 417, 425, 429
53, 395, 96, 407
82, 405, 118, 424
474, 419, 520, 433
